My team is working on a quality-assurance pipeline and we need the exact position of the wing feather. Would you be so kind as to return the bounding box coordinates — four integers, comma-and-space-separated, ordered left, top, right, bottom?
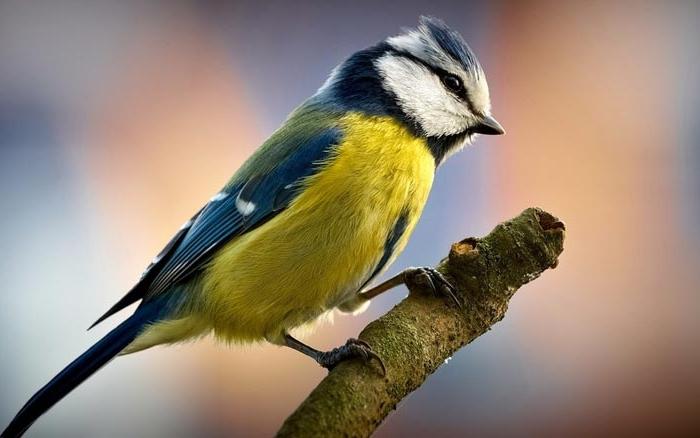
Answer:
88, 208, 202, 329
90, 119, 342, 327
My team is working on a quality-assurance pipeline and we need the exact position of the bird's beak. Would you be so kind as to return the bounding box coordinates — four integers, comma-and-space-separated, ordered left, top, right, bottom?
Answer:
472, 115, 505, 135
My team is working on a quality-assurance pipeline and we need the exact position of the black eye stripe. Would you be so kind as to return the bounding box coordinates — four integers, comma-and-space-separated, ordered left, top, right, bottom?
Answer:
387, 48, 478, 114
388, 48, 444, 76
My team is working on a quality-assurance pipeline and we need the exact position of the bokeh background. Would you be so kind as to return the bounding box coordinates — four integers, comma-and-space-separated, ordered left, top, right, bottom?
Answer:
1, 0, 699, 436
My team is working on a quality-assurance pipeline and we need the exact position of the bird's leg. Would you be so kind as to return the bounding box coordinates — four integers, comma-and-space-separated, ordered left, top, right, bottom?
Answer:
359, 266, 463, 308
283, 333, 385, 375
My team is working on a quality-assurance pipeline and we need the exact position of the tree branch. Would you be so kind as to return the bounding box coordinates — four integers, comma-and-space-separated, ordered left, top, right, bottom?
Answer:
277, 207, 566, 437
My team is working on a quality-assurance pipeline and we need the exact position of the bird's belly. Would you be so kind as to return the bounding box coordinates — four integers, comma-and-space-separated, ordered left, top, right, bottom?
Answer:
201, 114, 436, 344
203, 213, 383, 343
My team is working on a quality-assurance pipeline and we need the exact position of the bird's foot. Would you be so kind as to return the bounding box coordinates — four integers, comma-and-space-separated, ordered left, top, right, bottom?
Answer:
316, 338, 386, 375
403, 267, 463, 309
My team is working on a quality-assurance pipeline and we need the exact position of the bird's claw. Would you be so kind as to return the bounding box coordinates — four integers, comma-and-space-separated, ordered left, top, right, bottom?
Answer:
404, 267, 463, 309
317, 338, 386, 375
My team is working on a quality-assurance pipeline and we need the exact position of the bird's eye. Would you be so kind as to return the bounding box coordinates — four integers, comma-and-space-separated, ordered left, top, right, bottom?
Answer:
441, 74, 463, 94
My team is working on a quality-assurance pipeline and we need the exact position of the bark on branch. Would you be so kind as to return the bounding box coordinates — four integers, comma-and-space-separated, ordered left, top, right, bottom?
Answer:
277, 207, 566, 437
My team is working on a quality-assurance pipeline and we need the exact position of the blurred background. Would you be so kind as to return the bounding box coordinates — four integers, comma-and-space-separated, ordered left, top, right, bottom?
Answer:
1, 0, 698, 436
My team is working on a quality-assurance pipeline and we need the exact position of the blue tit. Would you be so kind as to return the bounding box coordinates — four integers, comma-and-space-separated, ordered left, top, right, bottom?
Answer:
2, 16, 504, 437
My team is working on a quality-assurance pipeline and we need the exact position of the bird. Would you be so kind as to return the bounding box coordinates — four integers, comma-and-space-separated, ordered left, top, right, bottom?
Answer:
1, 16, 504, 437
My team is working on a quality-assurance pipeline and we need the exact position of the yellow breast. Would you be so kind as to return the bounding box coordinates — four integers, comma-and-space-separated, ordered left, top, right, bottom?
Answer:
200, 113, 436, 344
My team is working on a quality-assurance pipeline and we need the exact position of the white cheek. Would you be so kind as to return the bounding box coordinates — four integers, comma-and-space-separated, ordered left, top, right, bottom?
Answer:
375, 54, 469, 137
468, 74, 492, 114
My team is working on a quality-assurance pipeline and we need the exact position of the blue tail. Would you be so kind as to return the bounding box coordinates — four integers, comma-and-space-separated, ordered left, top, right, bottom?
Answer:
1, 300, 166, 438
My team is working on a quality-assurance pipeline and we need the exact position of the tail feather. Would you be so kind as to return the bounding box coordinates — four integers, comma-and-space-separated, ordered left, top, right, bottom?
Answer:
1, 301, 165, 438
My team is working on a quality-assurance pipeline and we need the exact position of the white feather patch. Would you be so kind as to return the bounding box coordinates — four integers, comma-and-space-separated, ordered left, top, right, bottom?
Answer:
179, 219, 193, 230
235, 193, 256, 216
210, 192, 228, 202
375, 53, 473, 137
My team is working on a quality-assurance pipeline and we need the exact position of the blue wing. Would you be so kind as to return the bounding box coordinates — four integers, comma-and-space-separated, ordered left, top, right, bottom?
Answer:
90, 125, 342, 328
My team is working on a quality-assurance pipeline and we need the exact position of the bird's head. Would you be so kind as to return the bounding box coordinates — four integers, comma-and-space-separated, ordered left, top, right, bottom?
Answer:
316, 16, 503, 163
